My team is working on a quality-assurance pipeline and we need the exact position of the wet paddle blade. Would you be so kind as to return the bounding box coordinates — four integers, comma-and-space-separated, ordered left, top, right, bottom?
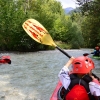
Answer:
22, 19, 56, 47
22, 19, 71, 58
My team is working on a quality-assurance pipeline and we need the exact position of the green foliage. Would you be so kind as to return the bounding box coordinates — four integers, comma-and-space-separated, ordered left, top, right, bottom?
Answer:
77, 0, 100, 48
67, 22, 84, 49
55, 41, 71, 49
0, 0, 30, 50
53, 13, 84, 49
0, 0, 86, 51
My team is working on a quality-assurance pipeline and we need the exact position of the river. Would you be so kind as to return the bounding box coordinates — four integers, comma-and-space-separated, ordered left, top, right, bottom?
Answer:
0, 49, 100, 100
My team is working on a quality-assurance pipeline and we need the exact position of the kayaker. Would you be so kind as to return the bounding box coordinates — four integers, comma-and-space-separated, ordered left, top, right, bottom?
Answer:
91, 46, 100, 56
0, 56, 11, 64
58, 56, 100, 100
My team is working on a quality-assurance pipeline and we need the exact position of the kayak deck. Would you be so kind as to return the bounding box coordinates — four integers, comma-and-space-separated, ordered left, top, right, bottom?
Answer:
50, 81, 63, 100
92, 56, 100, 60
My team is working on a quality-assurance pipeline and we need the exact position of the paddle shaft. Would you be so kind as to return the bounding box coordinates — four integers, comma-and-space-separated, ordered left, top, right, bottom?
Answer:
56, 46, 71, 58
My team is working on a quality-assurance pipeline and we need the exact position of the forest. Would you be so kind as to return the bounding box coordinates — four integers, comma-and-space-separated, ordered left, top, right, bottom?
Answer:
0, 0, 100, 51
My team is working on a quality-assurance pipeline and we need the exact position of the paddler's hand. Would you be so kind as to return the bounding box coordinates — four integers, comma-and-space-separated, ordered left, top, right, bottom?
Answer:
89, 71, 100, 83
89, 71, 95, 79
65, 57, 75, 68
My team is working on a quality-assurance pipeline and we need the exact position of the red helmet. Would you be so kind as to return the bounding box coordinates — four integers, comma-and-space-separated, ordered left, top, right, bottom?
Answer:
71, 56, 94, 74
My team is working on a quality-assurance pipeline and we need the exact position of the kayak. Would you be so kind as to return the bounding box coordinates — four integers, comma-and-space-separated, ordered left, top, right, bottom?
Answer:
92, 56, 100, 60
0, 56, 11, 64
50, 80, 90, 100
50, 80, 64, 100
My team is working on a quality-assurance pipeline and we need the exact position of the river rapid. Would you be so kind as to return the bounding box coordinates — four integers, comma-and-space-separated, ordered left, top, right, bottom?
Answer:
0, 49, 100, 100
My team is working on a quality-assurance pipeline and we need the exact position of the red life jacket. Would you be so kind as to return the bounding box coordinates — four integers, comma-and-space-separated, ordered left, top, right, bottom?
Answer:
65, 85, 89, 100
58, 74, 98, 100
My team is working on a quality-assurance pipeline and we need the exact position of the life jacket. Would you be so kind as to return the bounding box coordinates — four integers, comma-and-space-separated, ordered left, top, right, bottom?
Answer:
94, 50, 100, 56
60, 74, 98, 100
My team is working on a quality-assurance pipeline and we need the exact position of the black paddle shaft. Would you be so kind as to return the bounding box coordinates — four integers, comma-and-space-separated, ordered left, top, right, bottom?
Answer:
56, 46, 71, 58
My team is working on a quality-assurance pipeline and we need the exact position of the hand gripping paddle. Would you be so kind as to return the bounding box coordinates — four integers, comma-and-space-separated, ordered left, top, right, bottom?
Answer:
22, 19, 71, 58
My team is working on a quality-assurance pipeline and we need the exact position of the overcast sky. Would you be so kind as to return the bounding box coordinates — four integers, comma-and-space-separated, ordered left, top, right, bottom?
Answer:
56, 0, 79, 8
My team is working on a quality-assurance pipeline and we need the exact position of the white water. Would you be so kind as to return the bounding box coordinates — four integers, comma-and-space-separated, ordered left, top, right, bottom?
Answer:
0, 49, 100, 100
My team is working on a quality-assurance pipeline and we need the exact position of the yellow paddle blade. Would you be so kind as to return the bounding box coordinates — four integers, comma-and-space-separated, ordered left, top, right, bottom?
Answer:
22, 19, 56, 47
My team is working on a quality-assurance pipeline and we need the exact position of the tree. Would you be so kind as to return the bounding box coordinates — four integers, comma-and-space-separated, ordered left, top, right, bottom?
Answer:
76, 0, 100, 47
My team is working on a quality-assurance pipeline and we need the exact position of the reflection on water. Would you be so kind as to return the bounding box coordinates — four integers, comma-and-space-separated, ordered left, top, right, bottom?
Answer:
0, 49, 100, 100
